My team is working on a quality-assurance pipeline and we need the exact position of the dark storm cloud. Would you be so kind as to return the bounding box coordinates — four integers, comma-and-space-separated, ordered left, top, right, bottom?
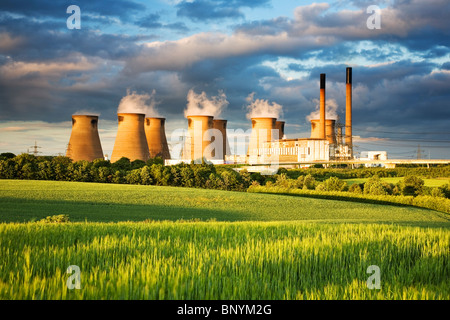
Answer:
305, 60, 435, 85
0, 0, 145, 22
0, 15, 150, 62
176, 0, 270, 21
137, 13, 189, 32
0, 0, 449, 153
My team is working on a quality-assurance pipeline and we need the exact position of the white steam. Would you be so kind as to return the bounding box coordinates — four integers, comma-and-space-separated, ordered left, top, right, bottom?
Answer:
184, 89, 229, 118
117, 89, 161, 117
245, 92, 283, 120
306, 98, 339, 121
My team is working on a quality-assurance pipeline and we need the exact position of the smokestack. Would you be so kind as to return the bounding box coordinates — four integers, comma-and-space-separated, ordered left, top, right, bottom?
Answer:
247, 117, 276, 156
145, 117, 171, 160
111, 113, 150, 163
66, 115, 104, 162
345, 67, 353, 156
275, 121, 285, 140
186, 115, 214, 161
212, 119, 229, 161
320, 73, 326, 140
310, 119, 336, 145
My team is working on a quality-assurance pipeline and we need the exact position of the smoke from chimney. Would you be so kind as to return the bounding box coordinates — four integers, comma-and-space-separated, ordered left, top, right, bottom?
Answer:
118, 89, 161, 117
245, 92, 283, 120
184, 89, 229, 118
306, 98, 339, 122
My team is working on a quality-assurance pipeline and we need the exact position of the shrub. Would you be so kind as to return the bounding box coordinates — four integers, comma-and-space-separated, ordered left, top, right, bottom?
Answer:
349, 183, 363, 194
125, 169, 142, 184
303, 174, 316, 190
38, 214, 70, 223
430, 187, 445, 198
364, 175, 388, 195
438, 183, 450, 199
317, 176, 348, 192
399, 175, 425, 196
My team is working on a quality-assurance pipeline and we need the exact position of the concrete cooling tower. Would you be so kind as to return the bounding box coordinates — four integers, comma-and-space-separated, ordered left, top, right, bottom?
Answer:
310, 119, 337, 145
111, 113, 150, 163
275, 121, 285, 140
212, 119, 229, 160
247, 117, 277, 156
186, 115, 214, 161
145, 117, 171, 160
66, 115, 104, 162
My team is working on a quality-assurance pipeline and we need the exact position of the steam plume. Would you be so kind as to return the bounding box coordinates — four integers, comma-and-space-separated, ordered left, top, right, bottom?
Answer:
118, 89, 161, 117
245, 92, 283, 119
184, 89, 229, 118
306, 98, 338, 121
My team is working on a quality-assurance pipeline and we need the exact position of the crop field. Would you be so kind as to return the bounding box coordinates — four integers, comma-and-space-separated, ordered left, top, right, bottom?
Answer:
0, 180, 449, 300
344, 177, 450, 187
1, 180, 449, 226
0, 221, 449, 300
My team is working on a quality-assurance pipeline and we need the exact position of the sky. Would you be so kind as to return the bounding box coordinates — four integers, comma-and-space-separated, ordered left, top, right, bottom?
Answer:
0, 0, 449, 159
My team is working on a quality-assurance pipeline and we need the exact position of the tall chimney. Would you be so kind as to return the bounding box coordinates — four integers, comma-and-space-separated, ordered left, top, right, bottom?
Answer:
186, 115, 214, 161
345, 67, 353, 157
212, 119, 229, 161
111, 113, 150, 163
145, 117, 171, 160
247, 117, 276, 156
320, 73, 326, 140
275, 121, 285, 140
66, 115, 104, 162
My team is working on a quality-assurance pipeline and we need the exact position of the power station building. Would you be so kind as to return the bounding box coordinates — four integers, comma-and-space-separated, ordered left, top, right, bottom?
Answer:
245, 68, 354, 164
66, 68, 354, 165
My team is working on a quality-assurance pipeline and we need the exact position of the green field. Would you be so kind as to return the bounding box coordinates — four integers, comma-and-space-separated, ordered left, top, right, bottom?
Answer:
0, 180, 449, 226
0, 180, 449, 300
344, 177, 450, 187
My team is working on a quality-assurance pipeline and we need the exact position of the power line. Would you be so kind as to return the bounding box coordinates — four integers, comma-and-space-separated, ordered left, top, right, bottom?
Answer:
353, 127, 450, 135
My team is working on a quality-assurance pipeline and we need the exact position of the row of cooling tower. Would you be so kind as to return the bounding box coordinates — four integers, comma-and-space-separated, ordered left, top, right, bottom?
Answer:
66, 114, 170, 162
66, 67, 353, 162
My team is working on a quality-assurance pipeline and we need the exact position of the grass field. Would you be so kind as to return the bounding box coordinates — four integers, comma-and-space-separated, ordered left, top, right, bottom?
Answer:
344, 177, 450, 187
0, 180, 449, 300
1, 221, 449, 299
0, 180, 449, 226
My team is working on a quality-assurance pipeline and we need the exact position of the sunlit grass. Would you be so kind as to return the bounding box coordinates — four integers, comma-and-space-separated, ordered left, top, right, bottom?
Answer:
0, 221, 448, 300
0, 180, 448, 226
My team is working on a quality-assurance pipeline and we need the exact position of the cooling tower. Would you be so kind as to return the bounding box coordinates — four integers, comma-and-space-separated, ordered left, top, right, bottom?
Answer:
275, 121, 285, 140
212, 119, 229, 160
247, 117, 277, 156
186, 115, 214, 161
66, 115, 103, 162
310, 119, 337, 145
319, 73, 326, 140
345, 67, 353, 156
111, 113, 150, 163
145, 117, 171, 160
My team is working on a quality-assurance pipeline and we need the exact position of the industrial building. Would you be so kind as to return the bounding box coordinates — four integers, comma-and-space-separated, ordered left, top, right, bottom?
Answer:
243, 68, 354, 164
66, 68, 356, 165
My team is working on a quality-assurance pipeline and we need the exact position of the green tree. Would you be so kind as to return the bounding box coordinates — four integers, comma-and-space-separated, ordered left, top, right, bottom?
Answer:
399, 175, 425, 196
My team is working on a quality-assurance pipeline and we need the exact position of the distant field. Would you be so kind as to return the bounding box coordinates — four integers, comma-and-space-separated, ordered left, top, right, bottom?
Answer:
0, 180, 449, 226
344, 177, 449, 187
